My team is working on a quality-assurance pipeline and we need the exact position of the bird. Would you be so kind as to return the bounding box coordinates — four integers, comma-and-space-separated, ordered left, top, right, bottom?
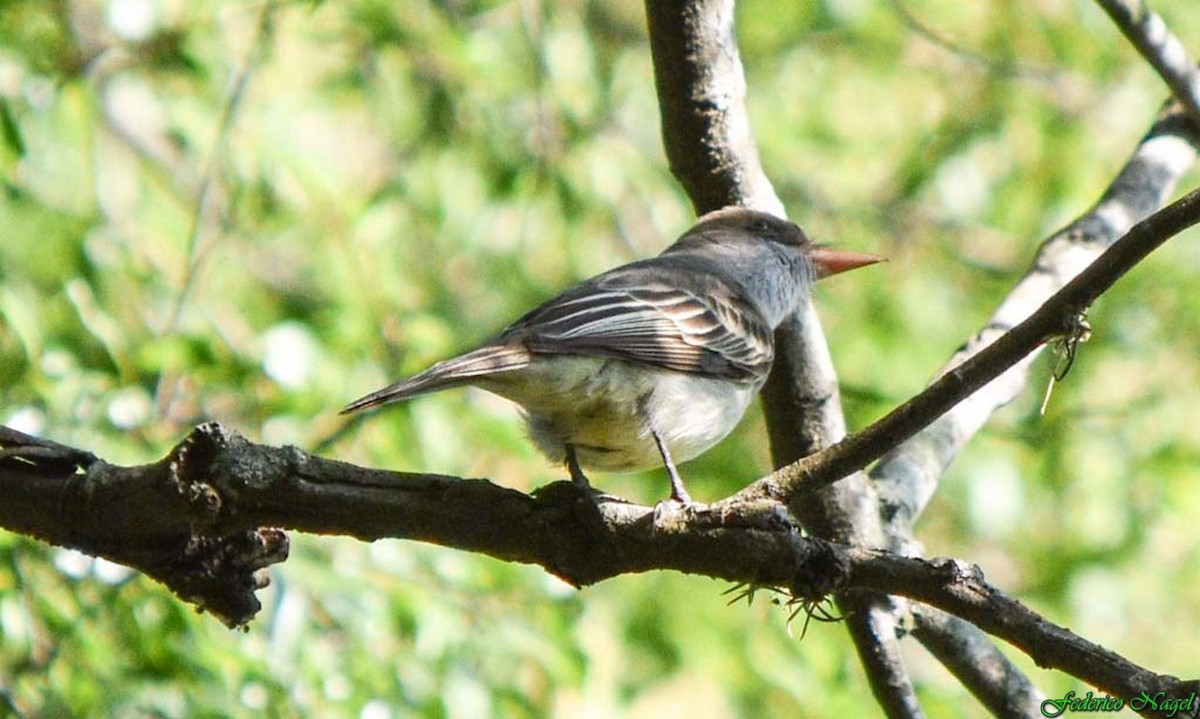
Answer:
342, 206, 880, 504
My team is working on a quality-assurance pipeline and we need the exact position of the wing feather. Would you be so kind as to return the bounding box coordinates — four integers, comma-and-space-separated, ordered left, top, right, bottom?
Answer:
501, 271, 774, 381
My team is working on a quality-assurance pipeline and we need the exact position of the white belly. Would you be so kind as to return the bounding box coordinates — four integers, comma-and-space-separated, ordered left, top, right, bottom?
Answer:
479, 356, 759, 472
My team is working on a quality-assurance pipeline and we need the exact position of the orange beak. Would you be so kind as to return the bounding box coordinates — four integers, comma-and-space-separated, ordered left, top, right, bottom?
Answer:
809, 246, 884, 279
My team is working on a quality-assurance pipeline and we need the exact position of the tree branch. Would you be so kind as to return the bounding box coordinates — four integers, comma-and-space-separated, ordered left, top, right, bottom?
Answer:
838, 592, 925, 719
910, 607, 1046, 717
643, 0, 906, 711
1, 421, 1194, 714
870, 100, 1200, 532
6, 4, 1195, 715
644, 0, 782, 216
857, 99, 1200, 719
1095, 0, 1200, 126
748, 180, 1200, 501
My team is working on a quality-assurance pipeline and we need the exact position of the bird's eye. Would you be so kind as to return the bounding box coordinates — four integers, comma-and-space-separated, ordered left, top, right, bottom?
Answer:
755, 219, 772, 232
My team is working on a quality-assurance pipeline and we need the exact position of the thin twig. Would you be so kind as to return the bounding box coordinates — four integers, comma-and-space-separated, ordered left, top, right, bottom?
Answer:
890, 0, 1069, 84
164, 2, 275, 331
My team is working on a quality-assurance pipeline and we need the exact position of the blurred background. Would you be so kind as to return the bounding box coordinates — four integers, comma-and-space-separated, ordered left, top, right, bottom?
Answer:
1, 0, 1199, 716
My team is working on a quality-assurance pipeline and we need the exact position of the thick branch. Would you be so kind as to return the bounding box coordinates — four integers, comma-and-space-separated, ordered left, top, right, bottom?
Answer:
0, 426, 286, 627
1, 421, 1193, 714
643, 0, 903, 710
644, 0, 781, 215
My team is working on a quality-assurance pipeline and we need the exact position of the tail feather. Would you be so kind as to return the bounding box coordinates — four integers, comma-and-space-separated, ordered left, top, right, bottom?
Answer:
341, 344, 531, 414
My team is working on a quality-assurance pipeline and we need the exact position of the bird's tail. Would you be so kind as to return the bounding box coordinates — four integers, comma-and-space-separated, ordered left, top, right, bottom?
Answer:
341, 345, 532, 414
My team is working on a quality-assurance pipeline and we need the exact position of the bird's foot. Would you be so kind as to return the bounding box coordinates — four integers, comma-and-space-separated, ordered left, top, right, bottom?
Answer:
650, 429, 697, 508
668, 483, 693, 506
565, 445, 592, 490
651, 494, 703, 530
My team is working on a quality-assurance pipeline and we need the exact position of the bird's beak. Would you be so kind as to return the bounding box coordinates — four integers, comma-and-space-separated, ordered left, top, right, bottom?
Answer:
809, 246, 884, 279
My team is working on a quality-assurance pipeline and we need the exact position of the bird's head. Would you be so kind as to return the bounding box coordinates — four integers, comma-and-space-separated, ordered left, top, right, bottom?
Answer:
691, 206, 882, 279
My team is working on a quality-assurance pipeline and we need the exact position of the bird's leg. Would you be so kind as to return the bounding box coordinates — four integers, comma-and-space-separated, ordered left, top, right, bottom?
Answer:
565, 445, 592, 489
651, 429, 692, 505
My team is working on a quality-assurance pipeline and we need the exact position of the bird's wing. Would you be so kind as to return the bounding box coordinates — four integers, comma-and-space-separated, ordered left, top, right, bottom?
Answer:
502, 271, 774, 381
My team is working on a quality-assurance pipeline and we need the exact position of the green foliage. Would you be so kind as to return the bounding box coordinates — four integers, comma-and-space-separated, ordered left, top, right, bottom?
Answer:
2, 0, 1199, 716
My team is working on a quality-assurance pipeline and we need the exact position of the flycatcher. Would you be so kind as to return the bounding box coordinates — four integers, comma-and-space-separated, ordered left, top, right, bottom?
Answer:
343, 206, 880, 503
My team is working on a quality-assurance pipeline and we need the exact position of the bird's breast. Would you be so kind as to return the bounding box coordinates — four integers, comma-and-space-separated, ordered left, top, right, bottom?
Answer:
480, 356, 760, 472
